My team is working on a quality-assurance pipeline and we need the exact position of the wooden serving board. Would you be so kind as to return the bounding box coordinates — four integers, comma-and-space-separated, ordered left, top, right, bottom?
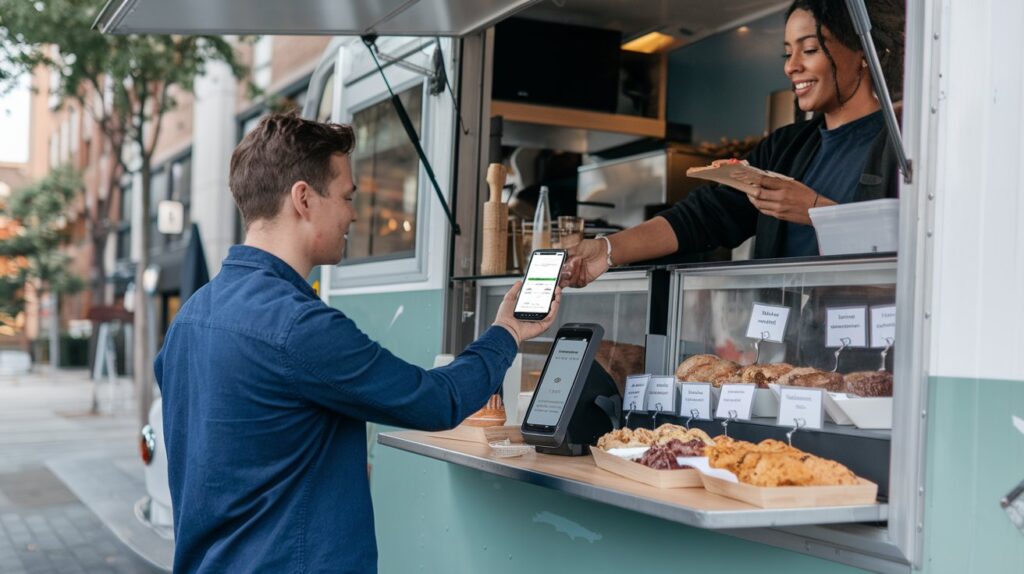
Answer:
591, 447, 703, 489
430, 425, 523, 445
700, 474, 878, 508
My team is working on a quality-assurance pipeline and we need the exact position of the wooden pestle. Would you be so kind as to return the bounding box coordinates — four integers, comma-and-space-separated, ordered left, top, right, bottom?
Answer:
480, 163, 509, 275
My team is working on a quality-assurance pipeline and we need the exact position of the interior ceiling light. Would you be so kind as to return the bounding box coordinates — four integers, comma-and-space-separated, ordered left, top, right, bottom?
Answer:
621, 31, 681, 54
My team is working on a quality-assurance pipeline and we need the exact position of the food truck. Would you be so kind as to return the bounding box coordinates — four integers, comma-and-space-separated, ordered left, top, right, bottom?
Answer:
99, 0, 1024, 572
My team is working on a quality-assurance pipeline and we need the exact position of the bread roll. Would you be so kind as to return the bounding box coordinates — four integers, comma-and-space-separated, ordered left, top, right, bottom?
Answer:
674, 354, 720, 380
734, 363, 794, 388
842, 371, 894, 397
776, 367, 843, 392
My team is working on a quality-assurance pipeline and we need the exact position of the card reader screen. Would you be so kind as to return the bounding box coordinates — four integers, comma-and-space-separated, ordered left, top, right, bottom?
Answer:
515, 251, 565, 314
526, 336, 588, 427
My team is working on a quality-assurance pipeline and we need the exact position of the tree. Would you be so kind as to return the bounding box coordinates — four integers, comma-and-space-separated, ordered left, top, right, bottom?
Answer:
0, 0, 247, 421
0, 166, 85, 365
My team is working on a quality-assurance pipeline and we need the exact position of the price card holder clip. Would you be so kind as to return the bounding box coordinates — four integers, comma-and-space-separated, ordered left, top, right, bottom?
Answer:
786, 417, 807, 447
651, 404, 664, 429
879, 337, 894, 371
831, 337, 851, 373
721, 410, 738, 438
686, 408, 700, 430
753, 331, 769, 363
624, 400, 639, 429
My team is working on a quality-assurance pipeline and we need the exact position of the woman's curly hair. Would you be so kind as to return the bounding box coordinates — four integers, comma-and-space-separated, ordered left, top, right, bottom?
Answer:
786, 0, 905, 104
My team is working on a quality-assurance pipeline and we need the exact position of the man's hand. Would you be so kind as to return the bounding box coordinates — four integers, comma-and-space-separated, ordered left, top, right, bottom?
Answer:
748, 176, 836, 225
492, 281, 561, 345
565, 238, 609, 288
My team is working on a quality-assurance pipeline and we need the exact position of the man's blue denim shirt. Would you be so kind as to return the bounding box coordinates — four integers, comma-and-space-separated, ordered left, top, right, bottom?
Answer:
154, 245, 516, 573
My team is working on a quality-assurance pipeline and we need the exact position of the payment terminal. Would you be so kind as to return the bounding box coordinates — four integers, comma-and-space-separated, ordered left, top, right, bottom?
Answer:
521, 324, 621, 456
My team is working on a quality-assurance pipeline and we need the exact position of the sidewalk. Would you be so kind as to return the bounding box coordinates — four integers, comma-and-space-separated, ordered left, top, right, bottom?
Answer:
0, 368, 172, 573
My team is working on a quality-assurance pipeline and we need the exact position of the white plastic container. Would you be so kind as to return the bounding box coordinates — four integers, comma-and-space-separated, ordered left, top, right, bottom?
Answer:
808, 198, 899, 255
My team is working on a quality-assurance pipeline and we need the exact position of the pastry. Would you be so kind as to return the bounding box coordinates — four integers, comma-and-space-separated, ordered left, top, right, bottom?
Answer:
843, 371, 894, 397
735, 363, 794, 388
595, 340, 646, 395
674, 355, 720, 380
776, 367, 843, 392
676, 355, 740, 384
463, 395, 506, 427
596, 427, 657, 450
652, 424, 714, 446
637, 438, 707, 470
706, 438, 860, 487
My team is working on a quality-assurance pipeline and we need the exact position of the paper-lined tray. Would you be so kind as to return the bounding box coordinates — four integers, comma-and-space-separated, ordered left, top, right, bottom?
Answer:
431, 425, 522, 445
591, 447, 703, 489
827, 396, 892, 427
700, 474, 878, 508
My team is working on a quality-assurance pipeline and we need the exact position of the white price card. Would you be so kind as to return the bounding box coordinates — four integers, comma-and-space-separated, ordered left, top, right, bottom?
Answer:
680, 383, 713, 420
777, 386, 825, 430
644, 375, 677, 413
745, 303, 791, 342
715, 384, 756, 420
827, 306, 867, 348
623, 374, 651, 412
870, 305, 897, 348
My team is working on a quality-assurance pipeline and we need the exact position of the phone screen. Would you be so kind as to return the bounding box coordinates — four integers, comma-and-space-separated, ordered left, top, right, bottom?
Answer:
515, 250, 565, 316
525, 336, 589, 427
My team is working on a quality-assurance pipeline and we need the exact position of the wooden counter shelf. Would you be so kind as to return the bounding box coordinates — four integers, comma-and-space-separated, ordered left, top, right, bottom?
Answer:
378, 430, 888, 530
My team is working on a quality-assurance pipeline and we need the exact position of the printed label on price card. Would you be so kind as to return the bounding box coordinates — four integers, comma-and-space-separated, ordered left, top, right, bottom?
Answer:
715, 384, 755, 420
871, 305, 897, 348
745, 303, 791, 342
826, 306, 867, 348
644, 376, 676, 413
623, 374, 651, 412
777, 386, 825, 429
680, 383, 712, 420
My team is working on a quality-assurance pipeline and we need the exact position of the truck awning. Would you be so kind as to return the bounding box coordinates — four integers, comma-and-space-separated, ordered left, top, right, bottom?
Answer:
94, 0, 541, 36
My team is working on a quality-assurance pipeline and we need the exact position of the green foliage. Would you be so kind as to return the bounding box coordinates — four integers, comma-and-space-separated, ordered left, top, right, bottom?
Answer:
0, 0, 245, 132
0, 166, 85, 318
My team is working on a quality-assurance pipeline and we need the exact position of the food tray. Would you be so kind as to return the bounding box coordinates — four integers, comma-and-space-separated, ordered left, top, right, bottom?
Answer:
488, 440, 534, 458
830, 396, 893, 429
591, 446, 703, 489
431, 425, 522, 445
700, 474, 878, 509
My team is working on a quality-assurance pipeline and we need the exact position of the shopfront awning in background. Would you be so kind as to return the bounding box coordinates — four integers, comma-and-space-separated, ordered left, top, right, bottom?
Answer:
94, 0, 540, 36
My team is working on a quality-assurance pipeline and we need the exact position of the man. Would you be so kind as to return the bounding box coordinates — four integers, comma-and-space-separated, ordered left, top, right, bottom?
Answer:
154, 113, 559, 573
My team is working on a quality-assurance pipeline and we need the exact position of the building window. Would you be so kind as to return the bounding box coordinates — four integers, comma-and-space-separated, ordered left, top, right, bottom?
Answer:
344, 87, 422, 264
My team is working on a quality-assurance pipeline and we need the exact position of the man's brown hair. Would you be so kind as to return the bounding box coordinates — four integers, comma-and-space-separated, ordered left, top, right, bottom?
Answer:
230, 112, 355, 229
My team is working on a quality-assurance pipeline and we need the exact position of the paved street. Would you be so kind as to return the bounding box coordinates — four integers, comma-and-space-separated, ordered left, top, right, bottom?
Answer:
0, 368, 168, 573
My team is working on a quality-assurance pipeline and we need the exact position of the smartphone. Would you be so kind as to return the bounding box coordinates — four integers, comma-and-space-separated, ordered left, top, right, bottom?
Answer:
513, 249, 566, 321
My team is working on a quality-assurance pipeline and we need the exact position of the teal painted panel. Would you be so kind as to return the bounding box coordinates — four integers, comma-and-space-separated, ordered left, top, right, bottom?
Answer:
370, 444, 871, 573
923, 376, 1024, 574
329, 290, 443, 368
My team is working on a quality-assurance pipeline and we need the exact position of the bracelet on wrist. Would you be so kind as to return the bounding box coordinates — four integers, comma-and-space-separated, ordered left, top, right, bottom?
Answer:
595, 234, 614, 267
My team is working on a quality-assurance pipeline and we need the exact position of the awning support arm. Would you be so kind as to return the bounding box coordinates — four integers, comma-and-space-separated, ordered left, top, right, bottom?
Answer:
361, 34, 461, 235
845, 0, 913, 184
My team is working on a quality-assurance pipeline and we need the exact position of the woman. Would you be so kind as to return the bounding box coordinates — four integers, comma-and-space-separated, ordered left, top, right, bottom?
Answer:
568, 0, 905, 287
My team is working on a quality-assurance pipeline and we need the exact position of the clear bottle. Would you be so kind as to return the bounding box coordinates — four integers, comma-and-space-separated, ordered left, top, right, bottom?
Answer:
531, 186, 552, 252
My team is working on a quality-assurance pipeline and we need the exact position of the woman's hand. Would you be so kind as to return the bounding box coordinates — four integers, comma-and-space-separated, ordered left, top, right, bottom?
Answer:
565, 239, 609, 288
747, 176, 836, 225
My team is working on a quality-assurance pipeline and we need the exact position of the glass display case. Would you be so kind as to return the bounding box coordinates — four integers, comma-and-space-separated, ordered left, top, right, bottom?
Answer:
474, 268, 653, 396
664, 256, 898, 495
